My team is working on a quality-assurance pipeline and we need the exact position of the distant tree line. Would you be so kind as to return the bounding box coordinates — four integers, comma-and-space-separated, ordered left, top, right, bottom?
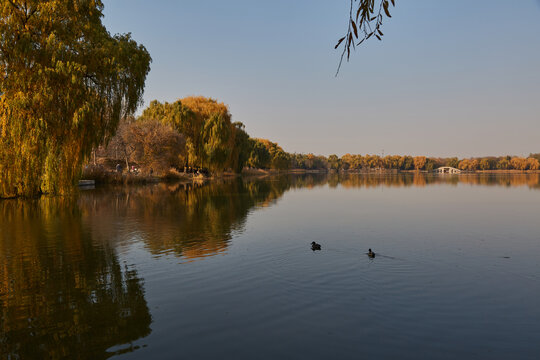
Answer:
283, 153, 540, 172
330, 154, 540, 171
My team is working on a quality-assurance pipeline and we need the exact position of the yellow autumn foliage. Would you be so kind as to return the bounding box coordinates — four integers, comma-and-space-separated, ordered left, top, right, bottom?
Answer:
0, 0, 151, 197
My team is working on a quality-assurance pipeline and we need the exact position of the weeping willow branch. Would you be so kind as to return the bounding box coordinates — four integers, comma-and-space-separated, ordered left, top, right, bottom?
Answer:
335, 0, 396, 75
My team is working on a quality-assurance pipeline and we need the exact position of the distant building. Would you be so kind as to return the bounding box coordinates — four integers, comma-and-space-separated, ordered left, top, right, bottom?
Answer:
435, 167, 461, 174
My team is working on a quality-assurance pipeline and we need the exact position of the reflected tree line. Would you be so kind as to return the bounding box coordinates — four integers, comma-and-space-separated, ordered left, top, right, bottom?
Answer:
334, 173, 540, 189
0, 198, 151, 359
77, 173, 540, 260
1, 173, 539, 358
0, 176, 311, 359
77, 177, 309, 259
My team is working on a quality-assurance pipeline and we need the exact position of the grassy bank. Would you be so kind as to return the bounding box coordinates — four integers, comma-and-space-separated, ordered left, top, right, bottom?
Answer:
81, 166, 192, 185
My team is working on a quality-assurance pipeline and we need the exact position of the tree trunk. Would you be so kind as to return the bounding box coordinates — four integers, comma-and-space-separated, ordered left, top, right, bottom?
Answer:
124, 150, 129, 172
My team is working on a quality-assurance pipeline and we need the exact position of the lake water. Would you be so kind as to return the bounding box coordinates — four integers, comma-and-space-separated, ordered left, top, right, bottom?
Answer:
1, 173, 539, 359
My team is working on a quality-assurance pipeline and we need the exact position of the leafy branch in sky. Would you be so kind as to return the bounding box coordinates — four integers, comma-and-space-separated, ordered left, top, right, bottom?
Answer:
335, 0, 395, 75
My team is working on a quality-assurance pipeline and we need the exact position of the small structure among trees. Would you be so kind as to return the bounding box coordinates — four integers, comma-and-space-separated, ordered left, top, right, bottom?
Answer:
435, 167, 461, 174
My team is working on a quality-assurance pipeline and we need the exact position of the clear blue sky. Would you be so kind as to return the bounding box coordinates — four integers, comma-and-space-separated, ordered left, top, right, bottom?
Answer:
102, 0, 540, 158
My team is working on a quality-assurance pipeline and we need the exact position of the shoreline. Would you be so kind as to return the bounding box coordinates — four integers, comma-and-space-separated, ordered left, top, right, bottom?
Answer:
3, 169, 538, 200
338, 169, 540, 174
82, 168, 540, 185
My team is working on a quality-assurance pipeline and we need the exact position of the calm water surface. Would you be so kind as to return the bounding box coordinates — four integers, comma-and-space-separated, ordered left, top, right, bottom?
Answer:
1, 174, 540, 359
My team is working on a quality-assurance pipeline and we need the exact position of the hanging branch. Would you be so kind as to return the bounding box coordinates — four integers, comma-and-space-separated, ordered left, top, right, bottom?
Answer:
335, 0, 395, 75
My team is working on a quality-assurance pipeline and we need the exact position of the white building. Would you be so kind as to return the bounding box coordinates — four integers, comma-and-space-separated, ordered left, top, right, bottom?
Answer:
435, 167, 461, 174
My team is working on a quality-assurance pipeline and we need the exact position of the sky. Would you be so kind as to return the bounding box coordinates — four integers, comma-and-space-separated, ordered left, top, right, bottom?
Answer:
102, 0, 540, 158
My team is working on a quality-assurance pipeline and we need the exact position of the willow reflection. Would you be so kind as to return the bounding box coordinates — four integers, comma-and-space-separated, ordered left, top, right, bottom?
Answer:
0, 198, 151, 359
77, 173, 540, 261
78, 177, 306, 260
1, 173, 539, 358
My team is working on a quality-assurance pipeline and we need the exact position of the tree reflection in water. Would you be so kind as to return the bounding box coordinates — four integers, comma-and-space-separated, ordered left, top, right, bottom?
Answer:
78, 177, 312, 260
1, 173, 539, 358
335, 172, 540, 189
78, 173, 540, 260
0, 198, 151, 359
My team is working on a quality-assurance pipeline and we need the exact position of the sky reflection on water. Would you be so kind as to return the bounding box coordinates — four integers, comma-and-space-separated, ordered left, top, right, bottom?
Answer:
1, 174, 540, 359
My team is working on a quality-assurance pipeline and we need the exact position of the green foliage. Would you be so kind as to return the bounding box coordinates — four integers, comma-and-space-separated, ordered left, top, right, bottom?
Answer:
201, 114, 232, 172
479, 158, 496, 170
139, 96, 241, 172
247, 139, 272, 169
271, 150, 291, 170
401, 156, 414, 170
230, 122, 252, 173
140, 99, 199, 164
383, 155, 403, 169
497, 158, 510, 170
332, 154, 540, 172
446, 157, 460, 168
253, 139, 290, 170
424, 158, 435, 172
328, 154, 341, 170
290, 153, 328, 170
0, 0, 151, 197
139, 99, 298, 174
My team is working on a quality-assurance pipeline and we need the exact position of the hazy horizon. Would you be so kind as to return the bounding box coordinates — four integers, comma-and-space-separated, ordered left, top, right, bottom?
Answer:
102, 0, 540, 158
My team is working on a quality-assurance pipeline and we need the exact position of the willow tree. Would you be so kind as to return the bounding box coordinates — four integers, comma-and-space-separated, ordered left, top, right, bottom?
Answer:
413, 156, 426, 171
140, 96, 236, 171
252, 138, 290, 170
247, 139, 271, 169
180, 96, 234, 168
230, 122, 252, 173
0, 0, 151, 197
201, 113, 232, 173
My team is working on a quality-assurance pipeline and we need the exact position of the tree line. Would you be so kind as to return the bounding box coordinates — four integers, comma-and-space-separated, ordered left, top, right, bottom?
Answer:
96, 99, 540, 175
327, 154, 540, 171
94, 96, 294, 175
1, 1, 537, 199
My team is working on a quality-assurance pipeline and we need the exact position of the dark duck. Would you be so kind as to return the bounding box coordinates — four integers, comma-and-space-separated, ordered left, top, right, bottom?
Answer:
311, 241, 321, 251
368, 249, 375, 258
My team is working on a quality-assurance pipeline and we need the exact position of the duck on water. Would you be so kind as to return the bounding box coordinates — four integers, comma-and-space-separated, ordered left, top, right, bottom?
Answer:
309, 243, 375, 257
